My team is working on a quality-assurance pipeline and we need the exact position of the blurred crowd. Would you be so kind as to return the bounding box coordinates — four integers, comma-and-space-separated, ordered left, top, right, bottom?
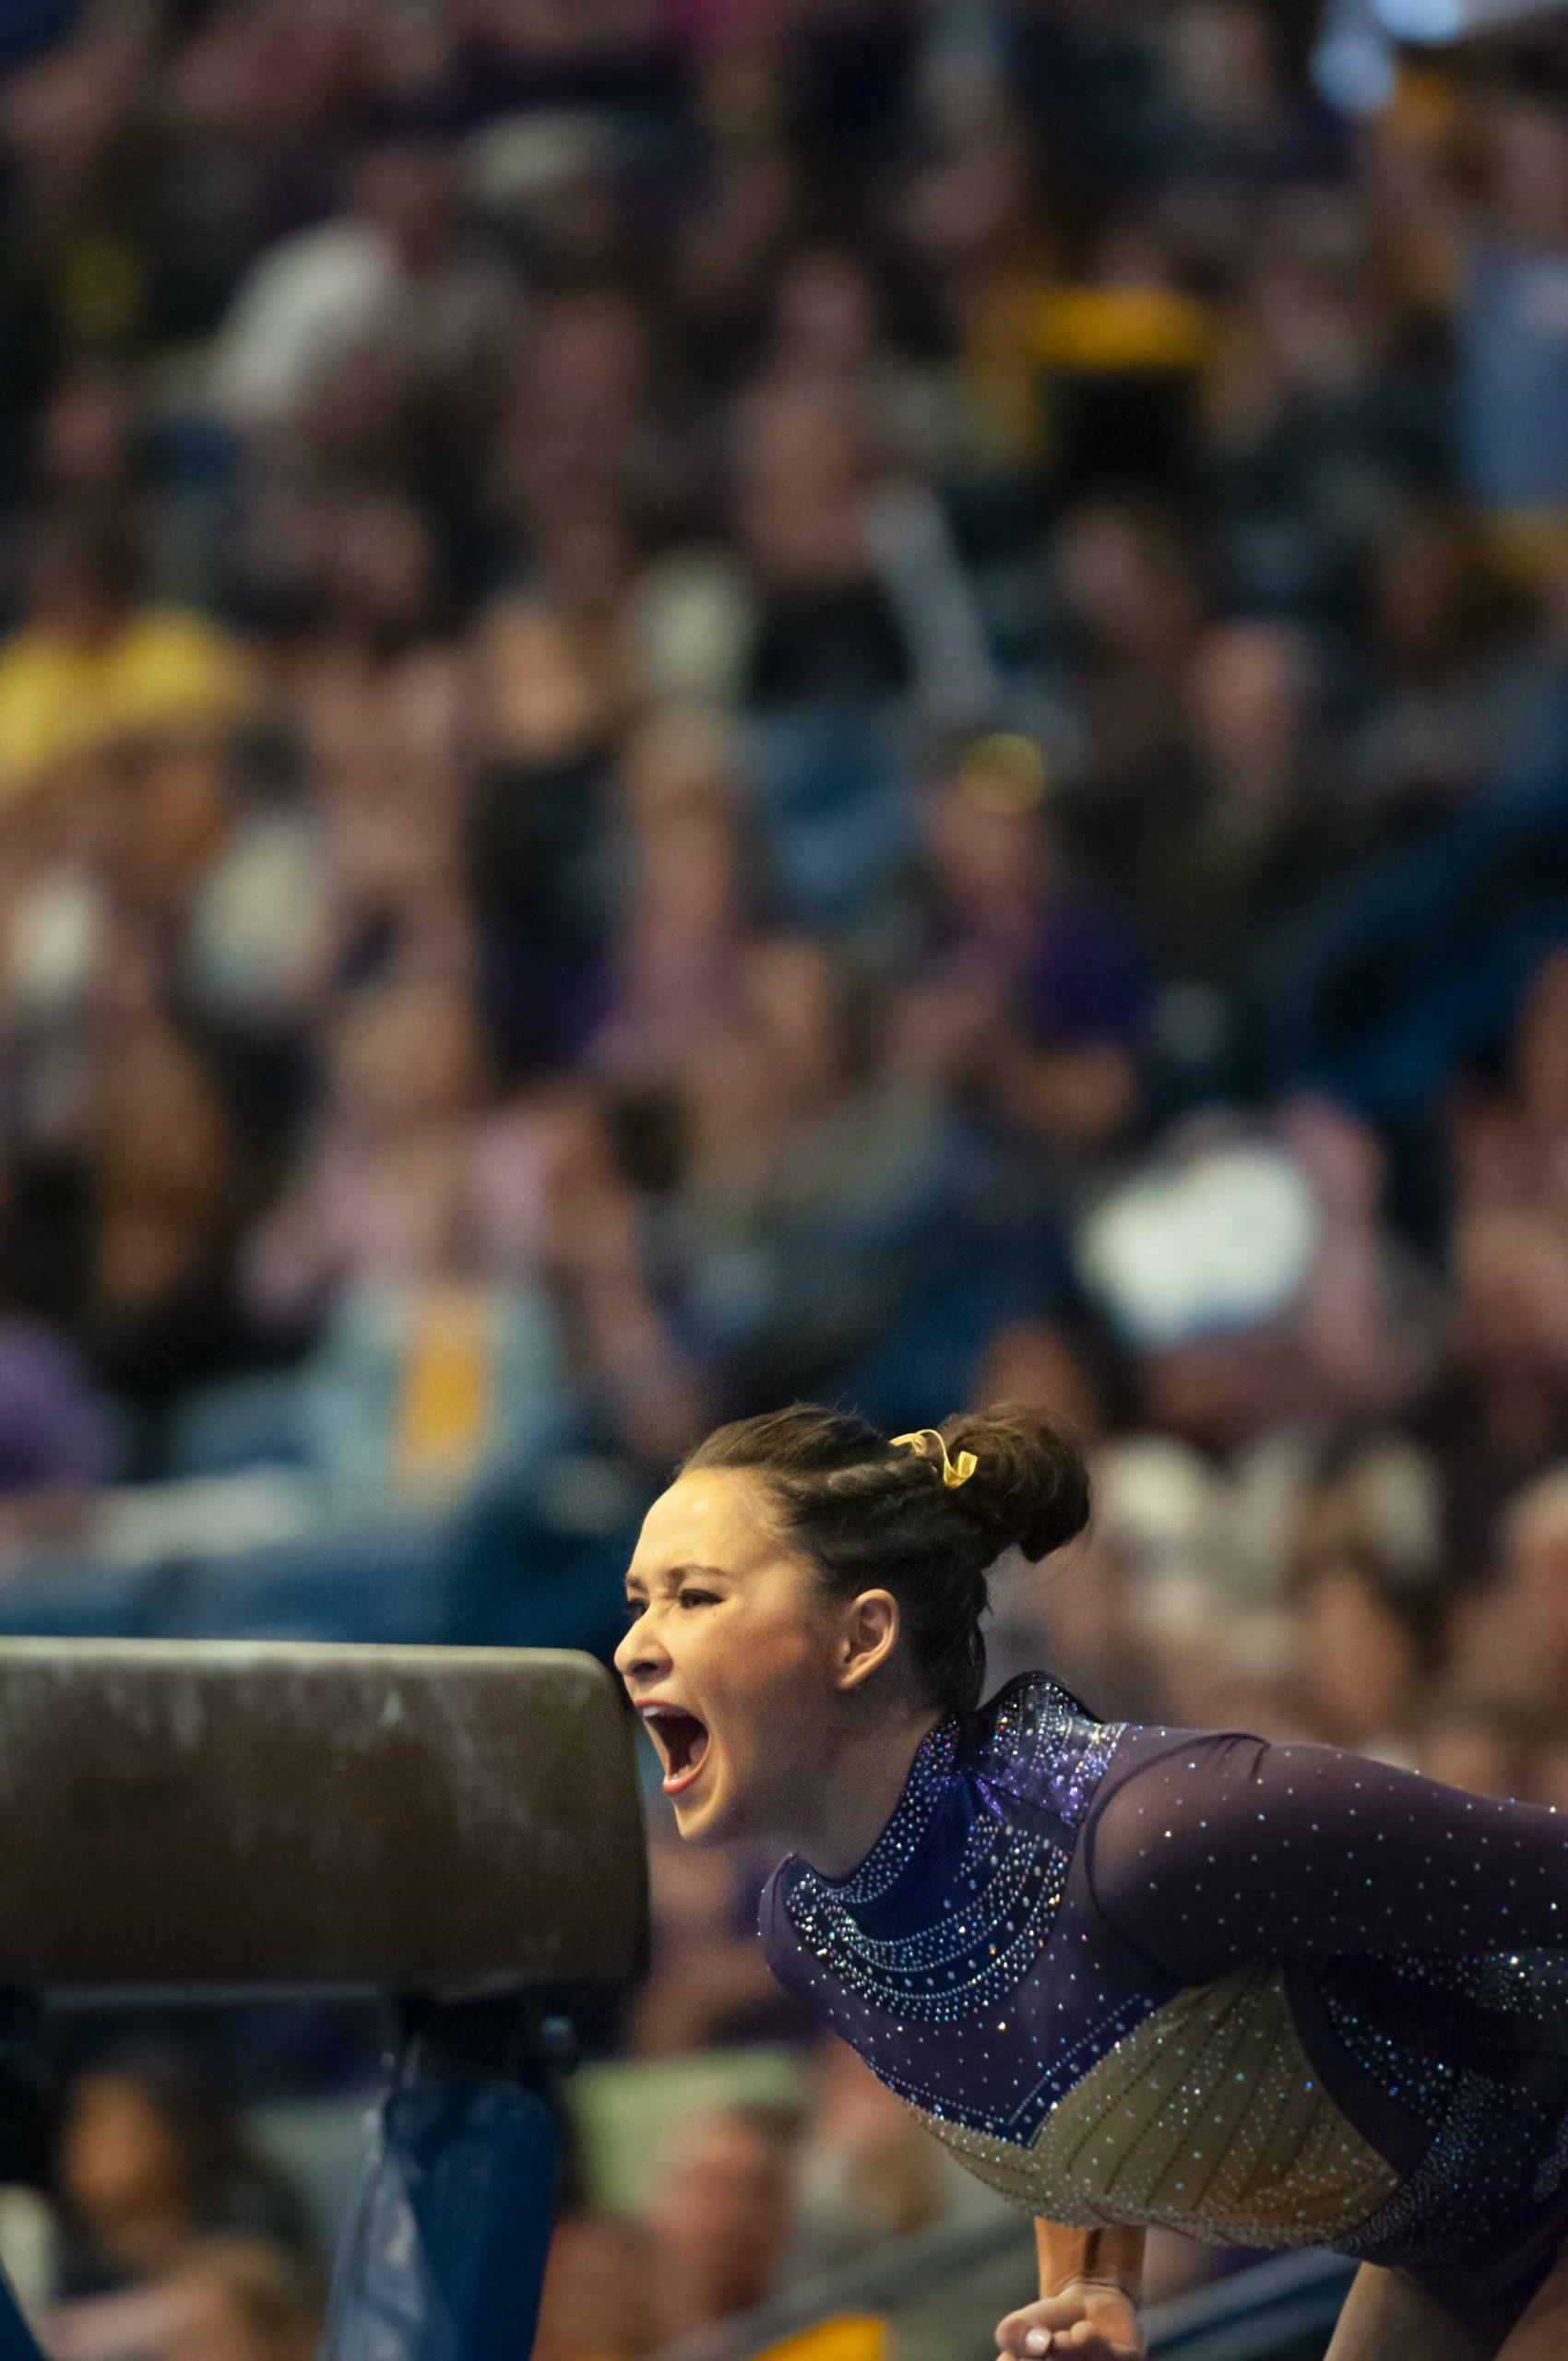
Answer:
4, 0, 1568, 2355
0, 2043, 324, 2361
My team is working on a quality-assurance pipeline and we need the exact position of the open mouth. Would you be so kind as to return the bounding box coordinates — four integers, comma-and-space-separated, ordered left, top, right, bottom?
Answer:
644, 1708, 711, 1796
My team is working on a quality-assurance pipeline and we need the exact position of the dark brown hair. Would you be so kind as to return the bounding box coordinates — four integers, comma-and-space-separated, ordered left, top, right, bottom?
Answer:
681, 1402, 1090, 1714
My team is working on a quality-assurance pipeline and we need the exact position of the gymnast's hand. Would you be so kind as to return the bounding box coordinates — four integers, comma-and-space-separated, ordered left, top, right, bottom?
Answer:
994, 2282, 1146, 2359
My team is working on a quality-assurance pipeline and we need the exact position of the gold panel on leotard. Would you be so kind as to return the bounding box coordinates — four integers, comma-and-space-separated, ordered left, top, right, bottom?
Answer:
907, 1958, 1400, 2248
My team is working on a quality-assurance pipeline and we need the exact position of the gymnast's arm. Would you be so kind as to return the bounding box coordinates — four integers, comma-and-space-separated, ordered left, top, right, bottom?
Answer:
1082, 1727, 1567, 1983
1034, 2218, 1146, 2303
992, 2225, 1146, 2358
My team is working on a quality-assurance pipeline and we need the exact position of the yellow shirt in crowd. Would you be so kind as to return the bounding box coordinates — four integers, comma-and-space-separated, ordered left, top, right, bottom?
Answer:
0, 611, 253, 797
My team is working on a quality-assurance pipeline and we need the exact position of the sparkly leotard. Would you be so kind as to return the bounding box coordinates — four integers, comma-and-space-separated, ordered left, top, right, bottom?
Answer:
759, 1670, 1568, 2342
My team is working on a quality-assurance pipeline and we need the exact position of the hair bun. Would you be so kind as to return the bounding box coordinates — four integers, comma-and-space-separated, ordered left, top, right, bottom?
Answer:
938, 1403, 1090, 1564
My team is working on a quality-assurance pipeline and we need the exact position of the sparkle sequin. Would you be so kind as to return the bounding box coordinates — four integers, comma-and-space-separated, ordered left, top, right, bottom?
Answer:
759, 1668, 1568, 2315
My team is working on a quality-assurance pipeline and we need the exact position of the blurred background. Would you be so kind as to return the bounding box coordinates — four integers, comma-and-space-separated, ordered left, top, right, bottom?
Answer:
0, 0, 1566, 2355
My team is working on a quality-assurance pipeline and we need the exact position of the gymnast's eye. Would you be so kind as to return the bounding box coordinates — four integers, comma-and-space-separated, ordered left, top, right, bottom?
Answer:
679, 1590, 717, 1608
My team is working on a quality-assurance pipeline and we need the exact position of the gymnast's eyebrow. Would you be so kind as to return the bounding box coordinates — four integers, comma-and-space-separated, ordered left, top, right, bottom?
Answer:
624, 1564, 731, 1595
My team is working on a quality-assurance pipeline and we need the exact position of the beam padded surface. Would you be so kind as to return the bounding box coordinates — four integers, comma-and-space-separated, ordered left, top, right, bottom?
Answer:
0, 1640, 647, 1997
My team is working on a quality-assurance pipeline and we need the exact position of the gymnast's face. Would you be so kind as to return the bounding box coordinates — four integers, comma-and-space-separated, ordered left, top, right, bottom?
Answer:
617, 1467, 875, 1851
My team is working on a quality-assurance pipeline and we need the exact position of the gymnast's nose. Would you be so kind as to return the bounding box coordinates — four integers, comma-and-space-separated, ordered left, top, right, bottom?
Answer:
614, 1614, 668, 1684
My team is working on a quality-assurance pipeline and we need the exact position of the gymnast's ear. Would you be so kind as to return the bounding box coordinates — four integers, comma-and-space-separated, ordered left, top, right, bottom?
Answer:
832, 1588, 903, 1696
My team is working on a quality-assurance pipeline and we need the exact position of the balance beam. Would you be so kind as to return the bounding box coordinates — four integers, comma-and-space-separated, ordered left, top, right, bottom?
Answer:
0, 1638, 647, 2000
0, 1639, 650, 2358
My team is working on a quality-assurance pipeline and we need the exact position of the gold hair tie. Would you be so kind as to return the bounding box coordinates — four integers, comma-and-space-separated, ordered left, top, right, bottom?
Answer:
891, 1429, 979, 1489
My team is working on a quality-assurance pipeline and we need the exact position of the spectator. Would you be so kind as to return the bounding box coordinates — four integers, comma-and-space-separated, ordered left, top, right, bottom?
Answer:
1051, 500, 1206, 825
1282, 1549, 1445, 1760
736, 379, 916, 707
639, 2103, 802, 2343
52, 2047, 317, 2303
589, 706, 763, 1091
789, 2035, 948, 2273
652, 933, 968, 1410
1414, 1687, 1537, 1801
1346, 497, 1524, 833
626, 1817, 800, 2057
1412, 1208, 1568, 1582
0, 510, 251, 807
893, 732, 1151, 1157
244, 973, 469, 1293
1455, 1465, 1568, 1712
1125, 620, 1349, 993
211, 135, 520, 436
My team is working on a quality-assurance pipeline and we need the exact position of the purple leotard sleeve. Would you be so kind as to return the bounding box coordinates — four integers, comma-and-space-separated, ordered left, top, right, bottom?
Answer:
1083, 1727, 1568, 1985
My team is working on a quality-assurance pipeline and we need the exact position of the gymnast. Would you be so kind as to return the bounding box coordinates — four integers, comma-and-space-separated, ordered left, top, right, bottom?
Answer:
615, 1405, 1568, 2360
